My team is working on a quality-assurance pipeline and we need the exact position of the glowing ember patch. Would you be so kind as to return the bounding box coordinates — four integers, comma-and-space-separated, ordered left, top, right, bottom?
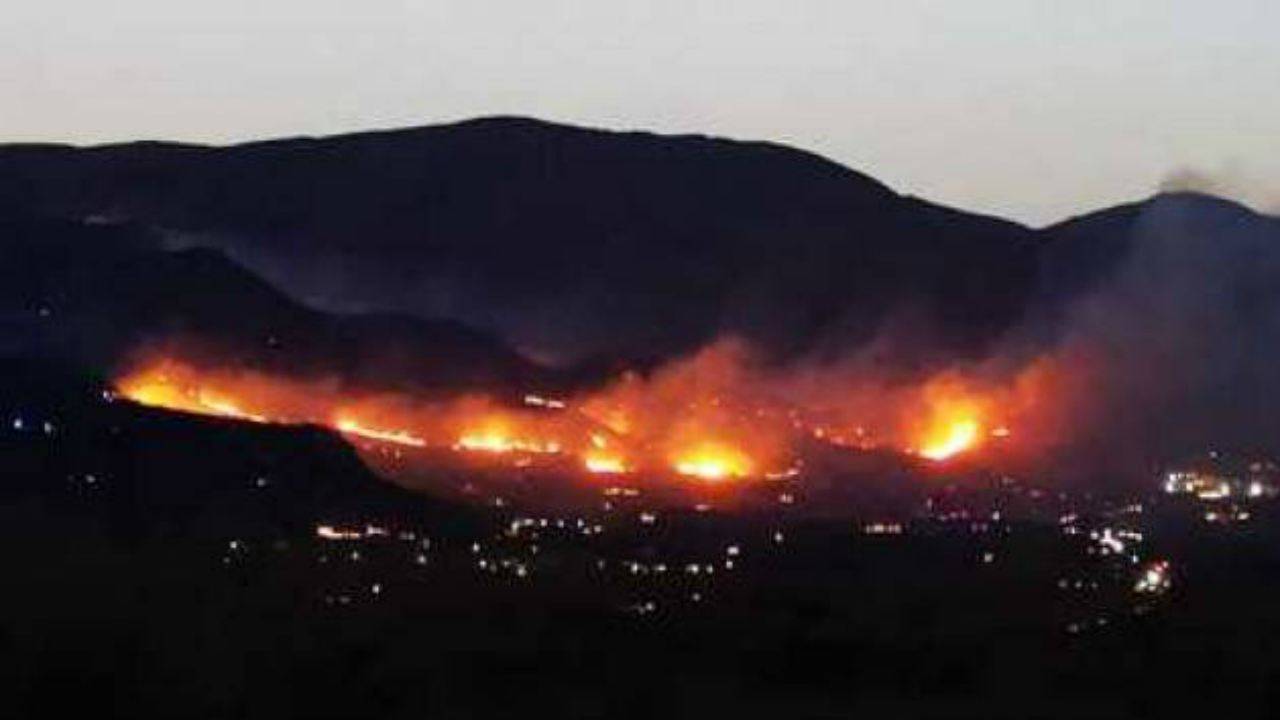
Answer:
454, 434, 514, 453
672, 444, 753, 481
334, 418, 426, 447
584, 454, 630, 474
197, 391, 268, 423
120, 379, 189, 410
675, 460, 732, 480
117, 368, 269, 423
114, 335, 1052, 493
454, 433, 562, 455
919, 419, 980, 461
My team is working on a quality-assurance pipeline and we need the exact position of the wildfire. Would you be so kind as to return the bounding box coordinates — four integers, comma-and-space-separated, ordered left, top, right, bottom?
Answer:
919, 419, 980, 461
454, 433, 562, 454
453, 418, 563, 454
113, 338, 1051, 490
197, 393, 268, 423
672, 442, 754, 481
115, 362, 270, 423
908, 371, 1009, 462
334, 417, 426, 447
584, 454, 630, 474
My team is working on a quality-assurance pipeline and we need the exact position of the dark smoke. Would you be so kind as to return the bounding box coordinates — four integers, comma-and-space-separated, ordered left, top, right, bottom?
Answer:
1160, 165, 1280, 215
1018, 193, 1280, 482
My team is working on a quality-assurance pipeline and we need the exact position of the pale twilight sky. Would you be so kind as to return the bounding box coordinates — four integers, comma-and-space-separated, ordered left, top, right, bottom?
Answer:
4, 0, 1279, 225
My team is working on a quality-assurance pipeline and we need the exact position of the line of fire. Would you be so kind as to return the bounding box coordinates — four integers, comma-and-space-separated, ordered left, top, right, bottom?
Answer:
110, 338, 1037, 501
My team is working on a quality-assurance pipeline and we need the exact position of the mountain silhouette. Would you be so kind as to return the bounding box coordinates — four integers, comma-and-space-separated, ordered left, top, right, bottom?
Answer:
3, 119, 1278, 413
0, 213, 545, 395
0, 116, 1043, 365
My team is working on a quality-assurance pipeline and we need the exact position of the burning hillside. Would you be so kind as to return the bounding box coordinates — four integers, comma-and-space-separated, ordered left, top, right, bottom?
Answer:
112, 337, 1055, 502
16, 187, 1277, 502
112, 350, 788, 484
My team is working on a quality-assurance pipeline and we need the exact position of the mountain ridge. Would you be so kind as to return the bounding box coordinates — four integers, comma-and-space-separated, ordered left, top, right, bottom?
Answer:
1, 118, 1275, 375
0, 116, 1042, 363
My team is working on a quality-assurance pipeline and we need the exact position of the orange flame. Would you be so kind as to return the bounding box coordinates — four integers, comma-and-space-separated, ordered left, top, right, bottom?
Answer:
112, 339, 1060, 486
334, 417, 426, 447
910, 375, 990, 461
115, 361, 272, 423
672, 442, 754, 481
583, 454, 631, 474
452, 413, 563, 454
919, 419, 980, 461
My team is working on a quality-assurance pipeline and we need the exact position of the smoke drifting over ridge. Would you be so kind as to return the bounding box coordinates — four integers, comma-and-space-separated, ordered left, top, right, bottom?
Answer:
6, 121, 1280, 490
1160, 165, 1280, 215
1030, 193, 1280, 477
804, 190, 1280, 483
644, 192, 1280, 485
61, 194, 1280, 489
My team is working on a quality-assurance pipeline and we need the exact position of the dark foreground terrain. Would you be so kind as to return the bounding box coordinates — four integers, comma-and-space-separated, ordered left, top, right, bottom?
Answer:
3, 361, 1280, 719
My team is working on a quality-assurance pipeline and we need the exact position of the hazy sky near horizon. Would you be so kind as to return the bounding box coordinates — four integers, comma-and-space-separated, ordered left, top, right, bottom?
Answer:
5, 0, 1279, 225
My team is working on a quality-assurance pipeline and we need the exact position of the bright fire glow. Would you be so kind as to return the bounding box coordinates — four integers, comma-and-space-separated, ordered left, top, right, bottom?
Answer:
919, 419, 980, 461
582, 433, 630, 473
672, 443, 753, 481
198, 393, 268, 423
910, 373, 1004, 462
114, 338, 1053, 490
115, 365, 270, 423
334, 417, 426, 447
584, 454, 630, 474
454, 430, 562, 455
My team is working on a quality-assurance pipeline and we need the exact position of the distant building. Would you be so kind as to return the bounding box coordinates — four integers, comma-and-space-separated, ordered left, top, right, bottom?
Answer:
1161, 453, 1280, 502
